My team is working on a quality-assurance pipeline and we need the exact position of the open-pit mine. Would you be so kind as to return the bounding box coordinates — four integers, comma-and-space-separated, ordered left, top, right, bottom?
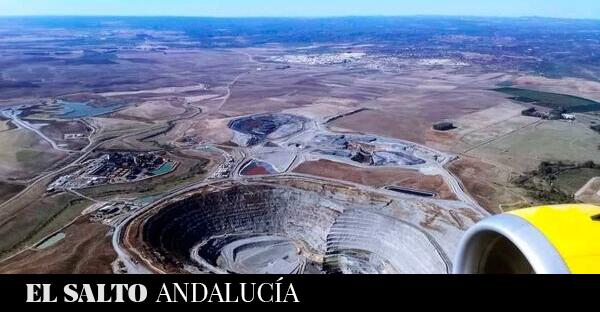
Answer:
125, 177, 478, 274
114, 112, 486, 274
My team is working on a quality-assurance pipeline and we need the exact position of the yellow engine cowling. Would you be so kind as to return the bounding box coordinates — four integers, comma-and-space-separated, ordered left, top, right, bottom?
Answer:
453, 204, 600, 274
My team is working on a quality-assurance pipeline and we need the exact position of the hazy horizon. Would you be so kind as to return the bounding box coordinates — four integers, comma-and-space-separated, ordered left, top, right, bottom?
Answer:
1, 0, 599, 20
0, 14, 598, 21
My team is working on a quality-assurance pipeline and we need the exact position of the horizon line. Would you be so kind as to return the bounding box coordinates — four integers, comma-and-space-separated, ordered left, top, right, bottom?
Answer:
0, 14, 598, 22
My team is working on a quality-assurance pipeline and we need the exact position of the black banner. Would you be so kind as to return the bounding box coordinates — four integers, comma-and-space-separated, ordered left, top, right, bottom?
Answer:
0, 274, 597, 308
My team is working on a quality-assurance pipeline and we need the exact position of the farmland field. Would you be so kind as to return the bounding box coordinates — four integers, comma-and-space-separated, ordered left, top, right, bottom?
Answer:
494, 87, 600, 112
554, 168, 600, 195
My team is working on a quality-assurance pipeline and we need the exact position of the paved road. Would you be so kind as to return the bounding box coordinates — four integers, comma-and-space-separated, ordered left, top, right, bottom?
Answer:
1, 109, 72, 152
438, 167, 489, 216
111, 213, 153, 274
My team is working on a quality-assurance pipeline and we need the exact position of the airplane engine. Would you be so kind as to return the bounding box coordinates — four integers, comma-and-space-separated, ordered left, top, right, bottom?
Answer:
453, 204, 600, 274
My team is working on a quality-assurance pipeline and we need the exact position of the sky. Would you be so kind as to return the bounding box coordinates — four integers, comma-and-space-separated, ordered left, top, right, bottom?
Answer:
0, 0, 599, 19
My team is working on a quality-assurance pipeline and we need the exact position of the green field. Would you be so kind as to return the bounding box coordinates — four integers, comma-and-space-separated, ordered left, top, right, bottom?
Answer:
470, 121, 600, 172
554, 168, 600, 195
0, 190, 92, 257
0, 182, 24, 203
0, 129, 68, 180
494, 87, 600, 112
